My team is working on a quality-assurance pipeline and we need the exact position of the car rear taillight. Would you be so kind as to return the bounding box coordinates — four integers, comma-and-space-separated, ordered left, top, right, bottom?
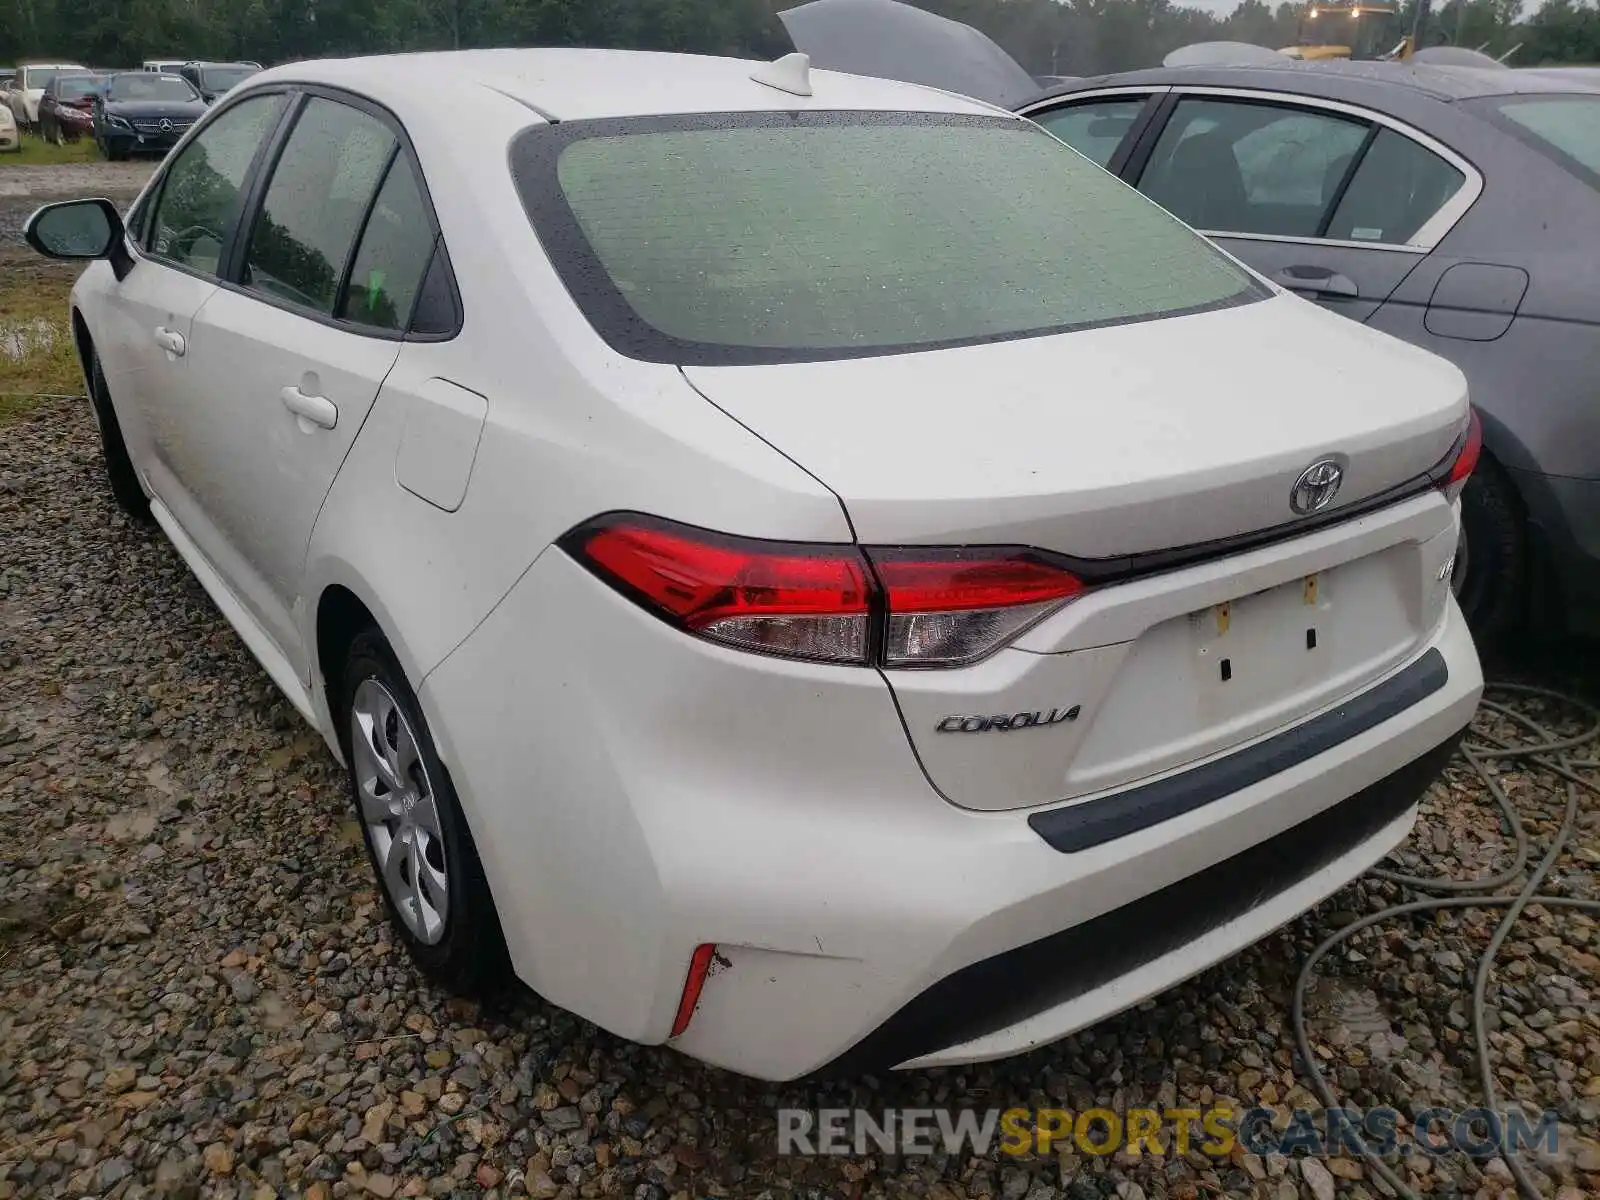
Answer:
868, 548, 1086, 667
1442, 408, 1482, 502
568, 516, 872, 663
562, 515, 1086, 669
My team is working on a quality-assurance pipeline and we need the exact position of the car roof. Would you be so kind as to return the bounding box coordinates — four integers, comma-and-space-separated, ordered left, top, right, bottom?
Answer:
1027, 59, 1600, 108
249, 48, 1005, 122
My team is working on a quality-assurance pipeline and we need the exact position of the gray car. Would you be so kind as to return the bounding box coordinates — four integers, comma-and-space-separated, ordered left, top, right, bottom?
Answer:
783, 3, 1600, 642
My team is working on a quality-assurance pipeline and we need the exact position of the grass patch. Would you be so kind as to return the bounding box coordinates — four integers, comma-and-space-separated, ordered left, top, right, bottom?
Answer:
0, 271, 81, 426
1, 133, 102, 166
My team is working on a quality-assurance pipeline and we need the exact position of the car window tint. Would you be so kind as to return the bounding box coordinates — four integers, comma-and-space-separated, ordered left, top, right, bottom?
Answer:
242, 97, 396, 315
1139, 98, 1368, 237
338, 154, 436, 331
1032, 99, 1145, 167
1324, 128, 1465, 244
148, 93, 286, 275
1488, 95, 1600, 189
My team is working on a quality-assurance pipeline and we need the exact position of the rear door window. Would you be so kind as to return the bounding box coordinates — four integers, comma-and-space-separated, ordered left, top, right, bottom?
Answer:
1137, 97, 1370, 237
338, 154, 439, 331
1322, 127, 1465, 244
1030, 98, 1149, 168
241, 96, 396, 315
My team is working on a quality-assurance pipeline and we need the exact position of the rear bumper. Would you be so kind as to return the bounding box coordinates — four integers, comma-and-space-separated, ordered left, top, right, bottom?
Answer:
423, 549, 1482, 1081
833, 729, 1461, 1074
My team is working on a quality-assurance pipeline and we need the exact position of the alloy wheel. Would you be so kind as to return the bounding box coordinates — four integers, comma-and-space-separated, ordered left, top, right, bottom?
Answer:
350, 678, 450, 944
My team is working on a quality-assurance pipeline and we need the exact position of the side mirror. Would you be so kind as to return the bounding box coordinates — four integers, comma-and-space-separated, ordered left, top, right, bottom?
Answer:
24, 198, 134, 279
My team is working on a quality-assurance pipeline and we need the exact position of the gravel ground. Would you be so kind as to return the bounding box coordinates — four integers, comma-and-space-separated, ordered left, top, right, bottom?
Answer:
0, 161, 155, 250
1, 396, 1597, 1200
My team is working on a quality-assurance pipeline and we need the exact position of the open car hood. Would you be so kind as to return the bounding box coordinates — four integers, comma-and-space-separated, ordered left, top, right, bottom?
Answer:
779, 0, 1039, 109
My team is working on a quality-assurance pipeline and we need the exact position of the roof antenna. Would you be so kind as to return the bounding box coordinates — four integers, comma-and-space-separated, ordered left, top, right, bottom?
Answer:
751, 51, 813, 97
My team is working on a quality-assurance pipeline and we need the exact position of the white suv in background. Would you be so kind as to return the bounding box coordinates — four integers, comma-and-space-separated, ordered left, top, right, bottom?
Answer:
25, 48, 1483, 1080
7, 62, 85, 129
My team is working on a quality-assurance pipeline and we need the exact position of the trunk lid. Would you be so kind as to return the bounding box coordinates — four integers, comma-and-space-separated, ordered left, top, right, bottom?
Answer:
685, 294, 1469, 813
683, 294, 1466, 557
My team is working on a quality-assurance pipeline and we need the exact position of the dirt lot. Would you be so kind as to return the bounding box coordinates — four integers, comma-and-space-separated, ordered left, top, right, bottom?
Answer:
0, 161, 155, 254
0, 159, 1597, 1200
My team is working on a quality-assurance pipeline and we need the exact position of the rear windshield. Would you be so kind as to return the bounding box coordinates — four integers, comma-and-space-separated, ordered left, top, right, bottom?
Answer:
511, 111, 1266, 366
202, 66, 257, 90
110, 73, 196, 102
55, 76, 98, 99
1485, 95, 1600, 189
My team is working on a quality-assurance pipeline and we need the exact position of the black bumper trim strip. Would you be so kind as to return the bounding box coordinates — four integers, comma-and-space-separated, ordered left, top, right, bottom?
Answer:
1028, 647, 1449, 853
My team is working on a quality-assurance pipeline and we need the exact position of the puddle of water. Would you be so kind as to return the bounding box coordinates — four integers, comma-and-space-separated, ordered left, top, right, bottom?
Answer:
0, 317, 55, 361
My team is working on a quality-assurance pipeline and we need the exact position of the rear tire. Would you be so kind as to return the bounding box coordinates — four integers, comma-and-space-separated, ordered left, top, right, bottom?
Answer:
340, 630, 511, 995
86, 349, 152, 523
1453, 456, 1525, 644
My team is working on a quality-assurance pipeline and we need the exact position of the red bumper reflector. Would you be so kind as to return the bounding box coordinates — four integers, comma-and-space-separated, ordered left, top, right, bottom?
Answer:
670, 943, 717, 1038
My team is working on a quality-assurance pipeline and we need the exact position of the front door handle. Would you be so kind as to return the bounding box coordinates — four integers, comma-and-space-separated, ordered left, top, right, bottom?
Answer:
153, 326, 186, 356
1276, 265, 1359, 299
280, 385, 338, 431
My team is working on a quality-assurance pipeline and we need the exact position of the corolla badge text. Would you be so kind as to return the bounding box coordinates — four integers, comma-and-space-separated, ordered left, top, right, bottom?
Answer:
936, 706, 1081, 733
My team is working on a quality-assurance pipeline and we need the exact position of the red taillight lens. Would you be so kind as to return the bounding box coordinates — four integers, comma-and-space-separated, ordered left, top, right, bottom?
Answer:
1444, 408, 1482, 499
869, 548, 1086, 667
565, 514, 1087, 669
567, 517, 872, 663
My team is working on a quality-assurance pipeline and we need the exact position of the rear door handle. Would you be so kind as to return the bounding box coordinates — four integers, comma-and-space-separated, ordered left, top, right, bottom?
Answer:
153, 326, 186, 356
1276, 266, 1359, 299
280, 385, 338, 431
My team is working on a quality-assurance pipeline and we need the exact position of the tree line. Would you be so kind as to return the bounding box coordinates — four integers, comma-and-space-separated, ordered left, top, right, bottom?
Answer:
3, 0, 1596, 82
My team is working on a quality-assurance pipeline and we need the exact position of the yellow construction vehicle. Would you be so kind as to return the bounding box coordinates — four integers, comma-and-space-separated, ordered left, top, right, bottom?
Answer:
1279, 1, 1413, 61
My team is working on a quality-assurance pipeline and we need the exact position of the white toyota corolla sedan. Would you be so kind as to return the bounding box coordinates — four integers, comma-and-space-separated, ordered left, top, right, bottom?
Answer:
25, 47, 1483, 1081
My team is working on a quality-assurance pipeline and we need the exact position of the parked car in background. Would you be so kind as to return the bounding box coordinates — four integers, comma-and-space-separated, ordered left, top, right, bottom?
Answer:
142, 59, 189, 74
26, 48, 1482, 1080
93, 71, 208, 159
0, 69, 15, 93
782, 2, 1600, 644
0, 102, 18, 152
6, 63, 87, 130
179, 60, 262, 103
39, 73, 102, 143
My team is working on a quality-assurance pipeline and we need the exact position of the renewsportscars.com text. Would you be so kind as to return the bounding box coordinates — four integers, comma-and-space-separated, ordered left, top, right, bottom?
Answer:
777, 1106, 1560, 1160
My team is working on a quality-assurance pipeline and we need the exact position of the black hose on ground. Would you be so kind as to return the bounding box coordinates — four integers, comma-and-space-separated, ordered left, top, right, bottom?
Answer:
1292, 684, 1600, 1200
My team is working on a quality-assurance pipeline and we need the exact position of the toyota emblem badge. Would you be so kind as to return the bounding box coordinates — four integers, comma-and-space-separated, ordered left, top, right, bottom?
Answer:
1290, 459, 1344, 515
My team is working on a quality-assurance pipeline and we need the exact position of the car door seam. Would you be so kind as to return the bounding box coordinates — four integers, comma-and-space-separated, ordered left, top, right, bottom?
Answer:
296, 341, 409, 684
